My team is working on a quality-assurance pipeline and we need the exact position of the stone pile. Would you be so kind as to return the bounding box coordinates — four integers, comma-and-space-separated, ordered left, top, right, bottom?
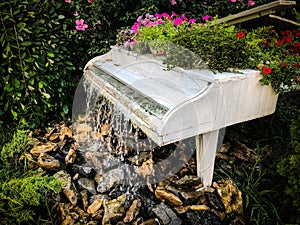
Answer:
22, 122, 249, 225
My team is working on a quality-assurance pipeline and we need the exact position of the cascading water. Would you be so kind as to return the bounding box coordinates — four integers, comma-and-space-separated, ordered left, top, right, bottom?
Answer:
72, 75, 196, 191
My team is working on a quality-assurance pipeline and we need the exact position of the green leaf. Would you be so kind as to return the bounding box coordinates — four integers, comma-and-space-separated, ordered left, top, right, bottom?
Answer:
38, 81, 43, 89
21, 41, 32, 47
63, 105, 68, 114
41, 92, 50, 99
47, 52, 55, 58
28, 85, 35, 91
13, 79, 20, 89
11, 109, 17, 118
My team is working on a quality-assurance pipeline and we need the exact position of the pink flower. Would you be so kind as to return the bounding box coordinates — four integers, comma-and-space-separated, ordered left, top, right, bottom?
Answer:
174, 18, 183, 26
131, 38, 137, 45
202, 14, 211, 21
75, 19, 88, 31
170, 0, 177, 5
189, 18, 197, 23
73, 12, 79, 17
87, 0, 93, 3
65, 0, 71, 3
181, 14, 188, 21
97, 20, 101, 25
155, 13, 162, 19
230, 0, 236, 2
131, 22, 141, 33
171, 11, 177, 17
248, 0, 255, 6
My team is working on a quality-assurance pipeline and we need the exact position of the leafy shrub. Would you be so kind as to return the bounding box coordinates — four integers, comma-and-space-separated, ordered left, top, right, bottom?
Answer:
1, 130, 32, 164
0, 129, 64, 224
277, 110, 300, 212
1, 0, 78, 129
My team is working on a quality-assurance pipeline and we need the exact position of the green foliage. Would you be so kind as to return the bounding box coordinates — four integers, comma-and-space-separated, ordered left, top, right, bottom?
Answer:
277, 110, 300, 212
215, 161, 282, 225
1, 130, 32, 164
0, 175, 64, 224
0, 129, 64, 224
0, 0, 79, 129
173, 22, 250, 72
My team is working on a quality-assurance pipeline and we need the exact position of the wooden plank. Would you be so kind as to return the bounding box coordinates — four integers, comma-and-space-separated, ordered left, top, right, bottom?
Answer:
216, 0, 296, 26
269, 14, 300, 27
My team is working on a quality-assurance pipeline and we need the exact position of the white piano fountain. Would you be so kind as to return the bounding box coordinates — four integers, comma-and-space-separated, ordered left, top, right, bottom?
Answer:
81, 44, 278, 186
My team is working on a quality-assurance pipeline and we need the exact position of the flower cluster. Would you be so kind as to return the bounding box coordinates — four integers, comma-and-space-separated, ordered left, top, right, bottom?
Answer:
257, 29, 300, 91
230, 0, 255, 6
117, 12, 197, 49
117, 12, 299, 93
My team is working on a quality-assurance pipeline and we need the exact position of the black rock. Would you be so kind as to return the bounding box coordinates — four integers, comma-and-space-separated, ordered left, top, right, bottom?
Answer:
205, 191, 226, 211
183, 210, 222, 225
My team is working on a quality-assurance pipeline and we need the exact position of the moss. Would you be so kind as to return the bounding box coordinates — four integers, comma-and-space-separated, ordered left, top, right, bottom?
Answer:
1, 130, 32, 164
0, 130, 64, 224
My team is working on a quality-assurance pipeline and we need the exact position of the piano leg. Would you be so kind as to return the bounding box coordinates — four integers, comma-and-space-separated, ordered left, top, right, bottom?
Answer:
196, 129, 220, 187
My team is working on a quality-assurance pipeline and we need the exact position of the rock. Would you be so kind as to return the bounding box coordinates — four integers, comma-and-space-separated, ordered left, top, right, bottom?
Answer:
71, 164, 95, 177
102, 194, 127, 225
132, 217, 144, 225
19, 153, 38, 170
59, 203, 89, 225
54, 170, 79, 205
60, 126, 73, 140
140, 218, 158, 225
190, 204, 210, 211
101, 124, 111, 136
138, 158, 154, 178
218, 143, 231, 153
185, 210, 222, 225
65, 148, 77, 165
84, 151, 103, 171
38, 152, 65, 171
76, 123, 93, 133
230, 141, 258, 163
30, 142, 58, 156
97, 168, 124, 193
77, 177, 97, 195
80, 190, 89, 211
152, 202, 182, 225
128, 151, 151, 166
179, 190, 202, 205
49, 132, 61, 142
173, 175, 202, 187
155, 186, 183, 206
173, 205, 191, 214
123, 198, 142, 223
205, 191, 225, 211
87, 198, 104, 214
213, 178, 243, 214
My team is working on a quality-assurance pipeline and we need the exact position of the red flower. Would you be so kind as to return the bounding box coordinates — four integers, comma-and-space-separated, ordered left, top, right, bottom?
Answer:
262, 41, 270, 47
290, 47, 298, 53
293, 63, 299, 67
280, 62, 287, 67
237, 31, 245, 38
276, 39, 285, 46
285, 36, 293, 43
285, 30, 292, 36
296, 32, 300, 37
280, 30, 285, 35
294, 42, 300, 47
262, 67, 272, 75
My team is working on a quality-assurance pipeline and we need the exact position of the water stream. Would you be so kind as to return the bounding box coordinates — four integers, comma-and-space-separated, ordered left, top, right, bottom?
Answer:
72, 76, 196, 190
